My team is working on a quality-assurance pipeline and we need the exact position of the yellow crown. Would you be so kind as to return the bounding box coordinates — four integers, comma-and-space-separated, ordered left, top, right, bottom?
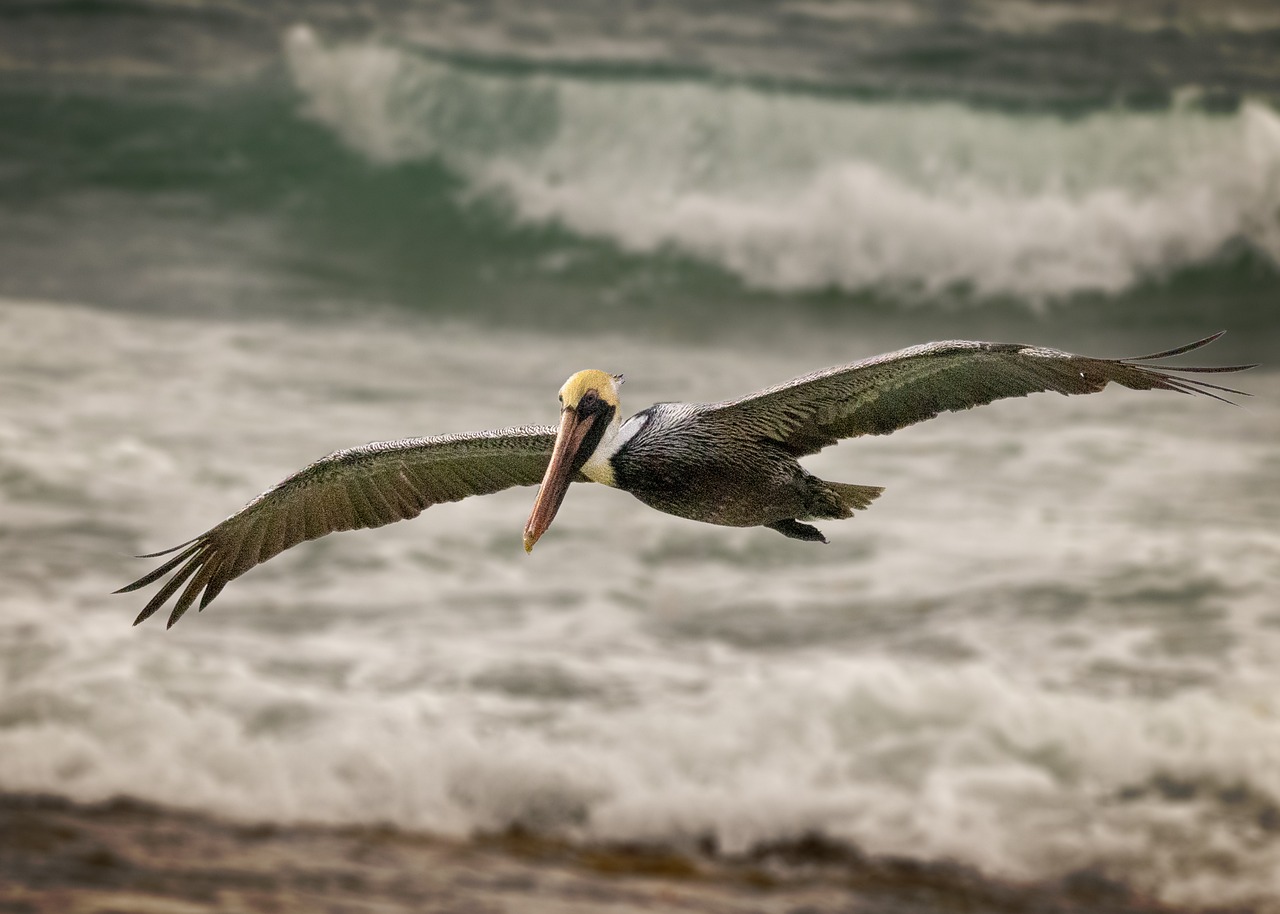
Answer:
559, 369, 621, 408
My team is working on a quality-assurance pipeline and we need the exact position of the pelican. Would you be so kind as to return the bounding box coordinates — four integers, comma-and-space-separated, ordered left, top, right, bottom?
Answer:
120, 333, 1252, 627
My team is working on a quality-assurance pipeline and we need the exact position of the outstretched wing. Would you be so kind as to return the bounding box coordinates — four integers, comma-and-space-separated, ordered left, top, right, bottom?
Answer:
700, 333, 1254, 457
119, 425, 560, 627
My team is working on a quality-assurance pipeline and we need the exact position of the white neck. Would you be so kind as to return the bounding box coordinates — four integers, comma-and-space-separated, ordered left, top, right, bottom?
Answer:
580, 412, 627, 486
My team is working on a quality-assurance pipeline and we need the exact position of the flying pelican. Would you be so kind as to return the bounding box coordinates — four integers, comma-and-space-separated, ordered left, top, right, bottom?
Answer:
120, 333, 1252, 628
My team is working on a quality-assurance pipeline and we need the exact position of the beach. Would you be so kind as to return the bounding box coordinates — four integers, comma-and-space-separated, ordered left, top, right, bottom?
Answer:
1, 791, 1225, 914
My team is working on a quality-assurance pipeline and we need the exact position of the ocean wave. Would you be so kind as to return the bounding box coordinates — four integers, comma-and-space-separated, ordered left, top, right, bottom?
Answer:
285, 25, 1280, 303
4, 645, 1279, 909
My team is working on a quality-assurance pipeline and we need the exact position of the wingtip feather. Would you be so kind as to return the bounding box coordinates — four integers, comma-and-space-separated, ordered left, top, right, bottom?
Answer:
135, 537, 200, 559
115, 543, 203, 594
1125, 331, 1226, 362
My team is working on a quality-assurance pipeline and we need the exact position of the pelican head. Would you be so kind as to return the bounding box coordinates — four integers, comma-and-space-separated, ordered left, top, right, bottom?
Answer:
523, 370, 623, 552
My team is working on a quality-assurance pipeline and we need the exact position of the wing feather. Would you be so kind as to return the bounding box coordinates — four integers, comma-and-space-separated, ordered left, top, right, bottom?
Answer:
700, 334, 1254, 457
198, 574, 230, 613
119, 424, 560, 626
133, 546, 209, 626
121, 541, 203, 594
231, 516, 271, 578
170, 552, 221, 627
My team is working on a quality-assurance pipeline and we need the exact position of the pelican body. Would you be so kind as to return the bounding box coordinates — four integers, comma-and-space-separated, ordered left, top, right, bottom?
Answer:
523, 369, 882, 551
120, 334, 1253, 627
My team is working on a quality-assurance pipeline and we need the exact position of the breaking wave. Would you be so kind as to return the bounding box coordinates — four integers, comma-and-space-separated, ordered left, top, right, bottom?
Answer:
285, 25, 1280, 303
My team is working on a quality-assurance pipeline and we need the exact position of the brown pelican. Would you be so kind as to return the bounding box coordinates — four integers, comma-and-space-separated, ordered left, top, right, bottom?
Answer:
120, 333, 1252, 628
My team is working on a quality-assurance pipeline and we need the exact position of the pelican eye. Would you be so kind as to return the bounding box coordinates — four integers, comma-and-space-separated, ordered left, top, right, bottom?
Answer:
577, 389, 600, 414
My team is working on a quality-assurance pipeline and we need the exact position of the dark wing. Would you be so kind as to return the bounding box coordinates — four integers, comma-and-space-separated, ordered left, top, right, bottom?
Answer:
698, 333, 1255, 457
119, 425, 560, 628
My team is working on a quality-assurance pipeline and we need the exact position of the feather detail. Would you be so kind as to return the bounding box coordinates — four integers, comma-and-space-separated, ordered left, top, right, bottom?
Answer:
699, 334, 1254, 456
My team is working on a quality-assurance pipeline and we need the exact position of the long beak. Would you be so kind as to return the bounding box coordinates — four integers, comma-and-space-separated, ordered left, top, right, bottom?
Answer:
524, 408, 596, 552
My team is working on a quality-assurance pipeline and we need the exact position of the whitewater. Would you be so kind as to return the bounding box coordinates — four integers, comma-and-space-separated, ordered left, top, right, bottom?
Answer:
2, 299, 1277, 909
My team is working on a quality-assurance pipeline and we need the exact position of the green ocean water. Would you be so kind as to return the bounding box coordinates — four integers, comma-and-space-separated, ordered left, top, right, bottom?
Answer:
0, 3, 1278, 347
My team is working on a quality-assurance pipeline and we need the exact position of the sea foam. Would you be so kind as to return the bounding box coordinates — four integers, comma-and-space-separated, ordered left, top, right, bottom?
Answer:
3, 299, 1278, 909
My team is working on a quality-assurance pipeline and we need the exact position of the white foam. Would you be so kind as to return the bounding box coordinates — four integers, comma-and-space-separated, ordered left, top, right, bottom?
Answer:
285, 26, 1280, 302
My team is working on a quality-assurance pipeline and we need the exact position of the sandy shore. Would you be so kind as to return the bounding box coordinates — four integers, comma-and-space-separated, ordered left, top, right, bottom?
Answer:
0, 791, 1246, 914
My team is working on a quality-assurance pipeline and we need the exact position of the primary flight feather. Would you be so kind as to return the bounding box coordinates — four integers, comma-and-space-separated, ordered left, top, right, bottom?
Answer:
119, 333, 1253, 627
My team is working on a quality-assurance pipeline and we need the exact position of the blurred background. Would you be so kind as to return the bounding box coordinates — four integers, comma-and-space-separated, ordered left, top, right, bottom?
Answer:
1, 1, 1278, 910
